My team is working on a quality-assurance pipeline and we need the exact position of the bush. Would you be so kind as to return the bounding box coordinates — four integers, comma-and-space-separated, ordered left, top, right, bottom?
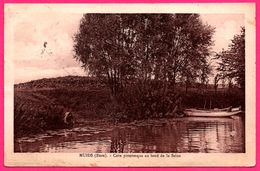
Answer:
14, 90, 74, 138
182, 88, 245, 109
115, 80, 183, 121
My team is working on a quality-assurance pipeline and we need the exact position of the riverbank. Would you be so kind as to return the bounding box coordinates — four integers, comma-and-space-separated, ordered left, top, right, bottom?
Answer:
14, 76, 245, 138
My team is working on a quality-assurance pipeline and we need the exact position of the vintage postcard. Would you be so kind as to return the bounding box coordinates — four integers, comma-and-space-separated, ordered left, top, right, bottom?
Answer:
4, 3, 256, 167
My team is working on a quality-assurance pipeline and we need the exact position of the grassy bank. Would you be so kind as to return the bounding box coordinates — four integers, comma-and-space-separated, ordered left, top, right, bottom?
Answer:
14, 76, 245, 138
14, 76, 112, 138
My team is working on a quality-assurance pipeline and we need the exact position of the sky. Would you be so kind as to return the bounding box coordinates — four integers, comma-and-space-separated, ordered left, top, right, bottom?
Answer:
8, 11, 244, 84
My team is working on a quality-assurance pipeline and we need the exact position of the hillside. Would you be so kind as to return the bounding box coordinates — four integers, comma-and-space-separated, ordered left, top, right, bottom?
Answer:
15, 76, 106, 89
14, 76, 112, 138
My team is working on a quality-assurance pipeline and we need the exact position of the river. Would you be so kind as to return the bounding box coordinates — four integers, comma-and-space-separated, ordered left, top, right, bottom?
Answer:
14, 116, 245, 153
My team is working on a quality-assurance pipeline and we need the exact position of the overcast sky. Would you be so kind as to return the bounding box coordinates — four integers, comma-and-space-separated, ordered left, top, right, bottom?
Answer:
9, 12, 244, 84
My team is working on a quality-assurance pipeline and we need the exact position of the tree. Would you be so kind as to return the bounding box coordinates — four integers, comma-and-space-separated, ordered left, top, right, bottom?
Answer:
74, 14, 214, 92
73, 14, 214, 95
73, 14, 215, 119
214, 73, 222, 93
163, 14, 214, 91
73, 14, 138, 95
216, 27, 245, 89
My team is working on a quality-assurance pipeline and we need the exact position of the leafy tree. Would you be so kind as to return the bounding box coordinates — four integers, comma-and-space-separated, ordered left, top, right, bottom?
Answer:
74, 14, 214, 93
73, 13, 215, 119
216, 27, 245, 89
161, 14, 214, 91
73, 14, 139, 95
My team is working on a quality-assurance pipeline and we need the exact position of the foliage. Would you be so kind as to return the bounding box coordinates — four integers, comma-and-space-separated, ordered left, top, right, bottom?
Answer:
73, 14, 214, 94
73, 14, 215, 119
216, 27, 245, 89
116, 80, 183, 120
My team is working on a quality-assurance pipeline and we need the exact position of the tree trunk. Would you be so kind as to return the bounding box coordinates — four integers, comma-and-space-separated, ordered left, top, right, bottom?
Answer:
107, 70, 114, 96
171, 71, 176, 92
185, 82, 188, 94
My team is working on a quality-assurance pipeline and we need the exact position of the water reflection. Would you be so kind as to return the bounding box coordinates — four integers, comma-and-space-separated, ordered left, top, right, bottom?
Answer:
15, 116, 245, 153
110, 128, 126, 153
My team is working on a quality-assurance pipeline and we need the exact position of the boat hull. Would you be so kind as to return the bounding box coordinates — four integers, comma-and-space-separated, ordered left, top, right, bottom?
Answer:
185, 109, 241, 117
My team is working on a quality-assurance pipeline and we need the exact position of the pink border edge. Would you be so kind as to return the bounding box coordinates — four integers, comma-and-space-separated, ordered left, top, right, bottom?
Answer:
0, 0, 258, 170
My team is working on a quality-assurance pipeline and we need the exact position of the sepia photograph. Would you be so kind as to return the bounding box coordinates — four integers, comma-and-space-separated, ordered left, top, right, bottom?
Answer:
4, 3, 256, 166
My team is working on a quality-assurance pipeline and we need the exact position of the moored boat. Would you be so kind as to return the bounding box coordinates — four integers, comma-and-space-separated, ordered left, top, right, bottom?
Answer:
185, 107, 242, 117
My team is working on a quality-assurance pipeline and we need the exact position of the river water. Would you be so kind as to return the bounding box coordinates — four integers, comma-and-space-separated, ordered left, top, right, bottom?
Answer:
14, 116, 245, 153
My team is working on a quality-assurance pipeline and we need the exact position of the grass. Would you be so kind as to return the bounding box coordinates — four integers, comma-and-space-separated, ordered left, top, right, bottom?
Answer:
14, 76, 113, 137
14, 76, 245, 138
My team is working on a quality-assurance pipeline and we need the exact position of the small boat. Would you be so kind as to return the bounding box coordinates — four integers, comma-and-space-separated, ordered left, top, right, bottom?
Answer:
185, 107, 242, 117
213, 106, 241, 112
